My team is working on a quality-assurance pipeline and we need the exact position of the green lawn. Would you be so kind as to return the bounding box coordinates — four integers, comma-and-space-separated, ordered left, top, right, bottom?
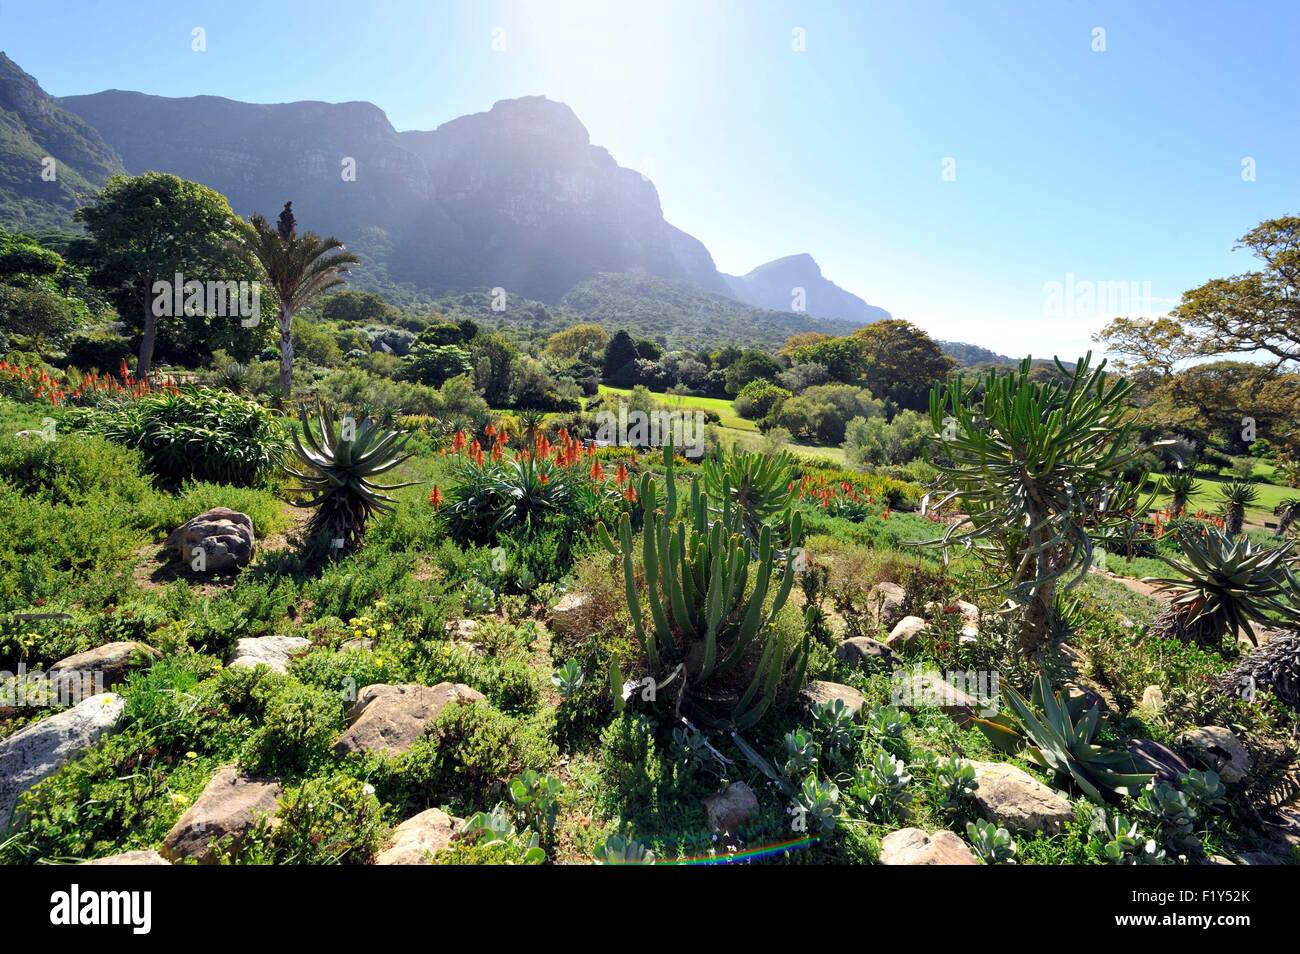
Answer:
594, 385, 846, 464
1145, 471, 1295, 526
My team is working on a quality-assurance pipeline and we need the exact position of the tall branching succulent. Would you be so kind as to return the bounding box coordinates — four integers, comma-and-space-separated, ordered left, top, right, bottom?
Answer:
286, 403, 417, 552
924, 353, 1149, 651
1273, 497, 1300, 538
1144, 527, 1300, 647
700, 447, 795, 546
1165, 469, 1200, 517
597, 443, 809, 731
1219, 480, 1258, 535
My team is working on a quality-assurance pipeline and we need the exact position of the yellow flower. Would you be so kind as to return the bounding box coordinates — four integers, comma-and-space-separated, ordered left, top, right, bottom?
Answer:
366, 628, 377, 638
382, 623, 393, 633
373, 601, 386, 609
185, 751, 198, 760
169, 793, 191, 806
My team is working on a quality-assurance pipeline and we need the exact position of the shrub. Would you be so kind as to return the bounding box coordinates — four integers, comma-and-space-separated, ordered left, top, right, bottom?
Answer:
734, 380, 790, 420
241, 677, 343, 776
89, 386, 290, 487
245, 775, 386, 865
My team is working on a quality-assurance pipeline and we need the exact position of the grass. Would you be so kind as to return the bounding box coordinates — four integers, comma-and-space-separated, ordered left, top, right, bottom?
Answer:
1145, 470, 1296, 526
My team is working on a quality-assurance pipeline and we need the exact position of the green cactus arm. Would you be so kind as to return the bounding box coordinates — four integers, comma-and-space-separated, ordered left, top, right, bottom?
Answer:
596, 520, 620, 556
641, 512, 674, 657
618, 513, 658, 669
667, 525, 697, 637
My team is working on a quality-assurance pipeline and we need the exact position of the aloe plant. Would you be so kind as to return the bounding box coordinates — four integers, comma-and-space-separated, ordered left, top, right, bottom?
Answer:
285, 402, 417, 551
973, 670, 1151, 803
1165, 469, 1200, 517
596, 443, 809, 731
1220, 480, 1259, 535
700, 447, 795, 546
1274, 497, 1300, 538
1144, 527, 1300, 646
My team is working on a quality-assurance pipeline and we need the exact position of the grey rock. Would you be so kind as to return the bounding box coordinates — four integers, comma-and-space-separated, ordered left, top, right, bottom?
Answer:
334, 682, 485, 756
375, 808, 459, 864
885, 615, 928, 650
894, 670, 982, 725
227, 635, 311, 674
166, 507, 254, 571
703, 781, 759, 833
0, 692, 126, 831
1179, 726, 1253, 785
835, 636, 896, 669
879, 827, 978, 865
867, 582, 906, 629
548, 591, 592, 636
967, 760, 1074, 834
800, 680, 865, 720
49, 641, 160, 695
82, 849, 171, 866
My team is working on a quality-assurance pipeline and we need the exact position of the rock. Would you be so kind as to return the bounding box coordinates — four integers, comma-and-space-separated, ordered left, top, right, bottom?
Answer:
227, 635, 311, 674
375, 808, 459, 865
0, 692, 126, 831
1235, 851, 1281, 865
893, 670, 982, 725
959, 624, 980, 644
1204, 855, 1235, 866
341, 637, 374, 652
549, 591, 592, 636
165, 507, 254, 572
867, 582, 906, 629
49, 641, 160, 695
445, 618, 478, 641
835, 637, 896, 669
955, 600, 980, 623
885, 616, 928, 650
160, 766, 282, 864
1126, 739, 1190, 785
879, 827, 978, 865
703, 781, 759, 833
82, 849, 171, 866
334, 682, 485, 756
1140, 685, 1165, 712
1179, 726, 1253, 785
800, 680, 865, 720
967, 760, 1074, 834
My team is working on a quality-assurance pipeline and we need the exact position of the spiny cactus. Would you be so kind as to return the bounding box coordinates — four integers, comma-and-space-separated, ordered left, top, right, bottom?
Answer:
597, 443, 809, 731
700, 447, 795, 546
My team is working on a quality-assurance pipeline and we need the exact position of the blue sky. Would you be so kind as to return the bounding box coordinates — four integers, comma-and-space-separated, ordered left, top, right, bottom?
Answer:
3, 0, 1297, 357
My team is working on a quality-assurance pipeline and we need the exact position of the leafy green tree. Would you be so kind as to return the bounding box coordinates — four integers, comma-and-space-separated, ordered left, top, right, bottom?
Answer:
602, 329, 639, 380
407, 342, 474, 388
1093, 315, 1196, 377
734, 379, 791, 420
852, 319, 953, 410
319, 289, 399, 325
723, 350, 782, 395
843, 409, 930, 467
1173, 215, 1300, 367
0, 284, 78, 352
545, 322, 609, 362
470, 331, 518, 406
73, 173, 261, 377
926, 354, 1146, 651
247, 202, 359, 396
791, 336, 869, 384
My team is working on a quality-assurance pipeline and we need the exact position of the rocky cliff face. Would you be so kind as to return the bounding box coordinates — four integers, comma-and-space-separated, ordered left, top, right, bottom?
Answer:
724, 253, 890, 325
58, 87, 724, 302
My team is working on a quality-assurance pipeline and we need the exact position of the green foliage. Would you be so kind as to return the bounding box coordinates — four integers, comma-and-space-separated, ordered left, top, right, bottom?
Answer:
843, 409, 930, 468
89, 386, 290, 487
1143, 527, 1300, 647
250, 775, 385, 865
286, 402, 417, 551
966, 819, 1017, 864
926, 353, 1148, 649
733, 379, 790, 420
241, 678, 343, 777
849, 750, 912, 820
1219, 480, 1259, 535
595, 834, 656, 864
699, 446, 795, 545
597, 444, 809, 730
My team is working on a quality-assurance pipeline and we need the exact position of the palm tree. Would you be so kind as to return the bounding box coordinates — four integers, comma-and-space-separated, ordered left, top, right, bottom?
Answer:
1275, 498, 1300, 538
1219, 480, 1259, 535
1164, 469, 1200, 517
247, 202, 359, 397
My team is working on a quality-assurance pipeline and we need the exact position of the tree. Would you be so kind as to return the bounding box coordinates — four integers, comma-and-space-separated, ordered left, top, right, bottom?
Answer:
602, 329, 640, 379
1173, 215, 1300, 367
791, 336, 869, 384
0, 284, 78, 352
319, 289, 398, 325
723, 350, 782, 395
780, 331, 832, 358
470, 331, 518, 406
1093, 316, 1196, 377
407, 342, 473, 388
74, 173, 258, 378
852, 319, 953, 410
545, 322, 609, 362
247, 202, 359, 396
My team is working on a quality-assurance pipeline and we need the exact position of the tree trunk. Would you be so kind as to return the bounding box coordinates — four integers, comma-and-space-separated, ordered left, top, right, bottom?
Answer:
278, 304, 294, 397
136, 299, 158, 381
1019, 580, 1056, 654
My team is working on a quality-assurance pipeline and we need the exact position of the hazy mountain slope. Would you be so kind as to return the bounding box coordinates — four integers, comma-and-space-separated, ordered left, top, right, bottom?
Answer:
724, 253, 890, 325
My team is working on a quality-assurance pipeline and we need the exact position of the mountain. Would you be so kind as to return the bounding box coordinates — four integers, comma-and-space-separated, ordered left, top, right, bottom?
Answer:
723, 253, 890, 325
0, 52, 123, 231
938, 340, 1015, 367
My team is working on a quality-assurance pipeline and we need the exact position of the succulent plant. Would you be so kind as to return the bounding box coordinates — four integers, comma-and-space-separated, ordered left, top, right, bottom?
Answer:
1093, 811, 1166, 865
973, 669, 1152, 803
864, 703, 910, 750
851, 750, 912, 819
1217, 627, 1300, 710
700, 446, 795, 547
1143, 528, 1300, 647
794, 774, 840, 833
936, 756, 979, 806
780, 728, 819, 779
1274, 497, 1300, 538
551, 660, 585, 698
1164, 469, 1200, 517
1219, 480, 1259, 535
810, 697, 860, 763
967, 818, 1017, 864
508, 770, 564, 837
596, 834, 655, 864
596, 443, 809, 731
286, 402, 417, 551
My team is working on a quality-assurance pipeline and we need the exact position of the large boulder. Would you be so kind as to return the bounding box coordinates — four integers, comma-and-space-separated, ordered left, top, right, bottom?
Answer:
166, 507, 255, 572
867, 582, 906, 629
334, 682, 485, 757
885, 616, 928, 651
548, 591, 593, 637
227, 635, 311, 674
835, 637, 896, 670
800, 681, 865, 720
892, 670, 982, 725
0, 692, 126, 831
879, 827, 978, 865
703, 781, 759, 833
1179, 726, 1253, 785
967, 760, 1074, 834
375, 808, 460, 865
82, 849, 171, 866
160, 766, 282, 864
49, 641, 160, 696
